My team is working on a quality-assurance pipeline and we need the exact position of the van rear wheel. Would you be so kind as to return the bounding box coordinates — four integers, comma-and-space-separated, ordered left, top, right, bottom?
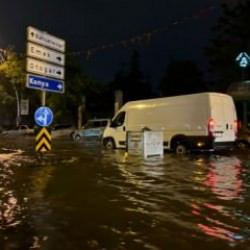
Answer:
175, 143, 187, 155
104, 138, 115, 150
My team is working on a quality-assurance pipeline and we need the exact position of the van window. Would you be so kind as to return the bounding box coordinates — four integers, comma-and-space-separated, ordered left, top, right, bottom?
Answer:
111, 112, 125, 127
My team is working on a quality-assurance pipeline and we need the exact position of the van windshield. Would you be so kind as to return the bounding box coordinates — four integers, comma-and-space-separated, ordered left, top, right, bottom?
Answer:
111, 112, 125, 127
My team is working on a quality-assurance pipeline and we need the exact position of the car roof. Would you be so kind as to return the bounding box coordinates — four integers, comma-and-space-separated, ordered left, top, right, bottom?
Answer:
88, 118, 110, 122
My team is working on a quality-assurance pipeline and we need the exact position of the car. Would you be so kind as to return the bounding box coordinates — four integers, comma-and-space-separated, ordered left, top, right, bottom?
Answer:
72, 119, 110, 141
1, 124, 34, 136
51, 124, 75, 138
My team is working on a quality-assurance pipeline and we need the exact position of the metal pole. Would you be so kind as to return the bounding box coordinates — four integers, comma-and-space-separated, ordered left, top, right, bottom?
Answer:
41, 91, 46, 106
241, 68, 246, 81
77, 105, 83, 129
12, 82, 20, 127
114, 90, 123, 115
243, 101, 248, 128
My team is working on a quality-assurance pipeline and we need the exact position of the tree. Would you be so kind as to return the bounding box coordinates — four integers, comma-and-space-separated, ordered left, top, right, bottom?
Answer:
126, 50, 152, 101
0, 74, 16, 127
159, 59, 206, 97
0, 50, 104, 127
0, 49, 26, 126
47, 56, 104, 125
109, 50, 152, 103
206, 1, 250, 91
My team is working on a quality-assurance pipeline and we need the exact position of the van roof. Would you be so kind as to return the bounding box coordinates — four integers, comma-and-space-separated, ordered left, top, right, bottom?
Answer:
122, 92, 231, 109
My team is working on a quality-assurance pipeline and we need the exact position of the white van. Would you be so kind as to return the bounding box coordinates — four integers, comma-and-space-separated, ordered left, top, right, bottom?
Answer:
102, 92, 238, 153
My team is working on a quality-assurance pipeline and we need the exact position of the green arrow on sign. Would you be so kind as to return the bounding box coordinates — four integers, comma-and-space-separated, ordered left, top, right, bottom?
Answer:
235, 52, 250, 68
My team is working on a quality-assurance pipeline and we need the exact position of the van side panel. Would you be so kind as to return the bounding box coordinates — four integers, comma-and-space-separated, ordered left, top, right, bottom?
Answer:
126, 95, 209, 149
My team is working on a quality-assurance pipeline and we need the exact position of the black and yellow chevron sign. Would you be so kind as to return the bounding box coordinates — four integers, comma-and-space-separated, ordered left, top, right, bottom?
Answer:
35, 127, 52, 152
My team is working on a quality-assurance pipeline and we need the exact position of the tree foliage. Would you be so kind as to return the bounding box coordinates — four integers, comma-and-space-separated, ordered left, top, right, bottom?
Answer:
110, 50, 153, 103
0, 51, 104, 126
0, 74, 16, 126
0, 49, 26, 85
0, 49, 27, 126
47, 56, 104, 124
159, 59, 206, 97
206, 0, 250, 90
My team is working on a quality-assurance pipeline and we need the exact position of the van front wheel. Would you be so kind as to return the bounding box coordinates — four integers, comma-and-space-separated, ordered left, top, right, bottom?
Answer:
104, 138, 115, 150
175, 143, 187, 155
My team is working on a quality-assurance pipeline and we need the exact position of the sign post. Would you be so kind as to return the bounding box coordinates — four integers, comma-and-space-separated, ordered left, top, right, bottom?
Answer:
26, 26, 66, 152
34, 106, 54, 152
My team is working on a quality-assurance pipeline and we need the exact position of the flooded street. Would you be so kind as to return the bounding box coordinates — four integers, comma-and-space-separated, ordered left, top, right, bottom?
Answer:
1, 136, 250, 250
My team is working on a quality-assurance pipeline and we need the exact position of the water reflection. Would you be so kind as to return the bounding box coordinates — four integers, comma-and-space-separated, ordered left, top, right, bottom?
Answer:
0, 149, 23, 229
192, 155, 248, 244
205, 156, 244, 201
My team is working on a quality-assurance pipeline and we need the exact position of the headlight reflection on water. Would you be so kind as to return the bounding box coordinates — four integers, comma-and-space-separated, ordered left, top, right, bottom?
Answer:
192, 155, 248, 244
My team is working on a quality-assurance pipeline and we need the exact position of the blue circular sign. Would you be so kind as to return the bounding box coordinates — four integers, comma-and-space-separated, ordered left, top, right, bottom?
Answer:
34, 106, 54, 127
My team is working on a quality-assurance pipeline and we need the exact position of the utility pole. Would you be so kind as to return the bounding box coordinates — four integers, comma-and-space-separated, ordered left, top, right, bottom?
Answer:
12, 81, 21, 127
114, 90, 123, 115
41, 91, 46, 106
77, 96, 86, 129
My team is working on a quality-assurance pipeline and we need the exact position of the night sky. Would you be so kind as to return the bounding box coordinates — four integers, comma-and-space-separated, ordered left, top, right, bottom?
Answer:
0, 0, 234, 84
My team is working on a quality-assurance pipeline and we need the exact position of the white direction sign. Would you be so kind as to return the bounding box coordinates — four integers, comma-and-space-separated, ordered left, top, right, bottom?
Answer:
27, 26, 65, 52
27, 58, 64, 80
27, 42, 65, 66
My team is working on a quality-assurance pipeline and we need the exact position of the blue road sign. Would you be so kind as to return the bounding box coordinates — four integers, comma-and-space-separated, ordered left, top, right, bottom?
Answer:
27, 74, 64, 93
34, 106, 54, 127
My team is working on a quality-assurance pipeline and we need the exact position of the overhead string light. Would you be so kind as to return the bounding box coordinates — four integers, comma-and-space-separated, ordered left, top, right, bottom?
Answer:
1, 5, 217, 60
67, 5, 217, 60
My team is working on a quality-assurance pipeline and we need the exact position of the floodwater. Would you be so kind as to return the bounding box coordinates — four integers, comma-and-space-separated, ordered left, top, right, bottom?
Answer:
0, 136, 250, 250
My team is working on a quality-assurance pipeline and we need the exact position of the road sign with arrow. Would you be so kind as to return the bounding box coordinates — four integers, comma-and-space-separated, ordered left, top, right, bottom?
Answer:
27, 57, 64, 80
27, 42, 65, 66
27, 26, 65, 52
27, 74, 64, 93
34, 106, 54, 127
